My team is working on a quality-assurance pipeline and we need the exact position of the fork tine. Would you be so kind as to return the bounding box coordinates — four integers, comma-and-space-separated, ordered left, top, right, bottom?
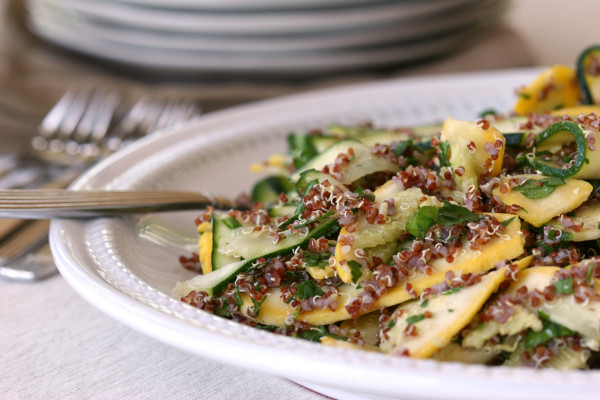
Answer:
73, 90, 109, 143
56, 88, 93, 141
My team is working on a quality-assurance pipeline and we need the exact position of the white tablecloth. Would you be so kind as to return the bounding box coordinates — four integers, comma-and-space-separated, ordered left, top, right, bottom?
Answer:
0, 274, 326, 399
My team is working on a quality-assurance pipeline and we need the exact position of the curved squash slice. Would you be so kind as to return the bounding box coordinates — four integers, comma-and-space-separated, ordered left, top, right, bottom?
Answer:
291, 140, 399, 185
240, 213, 524, 327
430, 342, 498, 364
548, 199, 600, 241
462, 305, 542, 350
492, 174, 592, 227
503, 339, 591, 369
379, 267, 513, 358
441, 118, 505, 200
506, 265, 600, 342
514, 65, 581, 116
334, 186, 440, 283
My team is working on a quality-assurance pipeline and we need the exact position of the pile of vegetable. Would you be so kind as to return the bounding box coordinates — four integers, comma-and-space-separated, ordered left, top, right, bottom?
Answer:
175, 46, 600, 369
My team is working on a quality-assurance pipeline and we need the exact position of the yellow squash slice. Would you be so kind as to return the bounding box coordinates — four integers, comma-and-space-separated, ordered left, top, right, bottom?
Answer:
441, 118, 505, 196
514, 65, 581, 115
505, 265, 600, 343
240, 214, 524, 327
379, 266, 519, 358
197, 222, 213, 274
334, 184, 440, 284
548, 199, 600, 241
492, 174, 592, 227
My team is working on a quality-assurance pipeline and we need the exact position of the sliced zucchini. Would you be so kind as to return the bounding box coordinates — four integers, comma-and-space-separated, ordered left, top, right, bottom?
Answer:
211, 214, 243, 270
576, 45, 600, 105
174, 259, 247, 297
176, 215, 339, 297
295, 168, 348, 196
492, 174, 592, 227
220, 215, 338, 261
291, 140, 399, 185
267, 203, 297, 218
250, 175, 294, 205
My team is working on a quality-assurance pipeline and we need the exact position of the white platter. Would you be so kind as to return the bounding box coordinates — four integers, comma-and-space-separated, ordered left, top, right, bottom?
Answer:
27, 0, 505, 54
50, 68, 600, 400
25, 16, 495, 75
33, 0, 475, 35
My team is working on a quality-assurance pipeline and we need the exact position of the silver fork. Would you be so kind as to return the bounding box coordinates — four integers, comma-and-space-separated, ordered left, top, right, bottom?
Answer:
0, 90, 200, 282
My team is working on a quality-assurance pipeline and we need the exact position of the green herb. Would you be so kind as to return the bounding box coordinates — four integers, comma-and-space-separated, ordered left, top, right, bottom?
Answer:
232, 286, 243, 308
406, 205, 439, 240
394, 140, 411, 156
254, 324, 277, 332
386, 319, 396, 329
524, 313, 575, 349
298, 325, 347, 343
502, 216, 516, 227
443, 287, 463, 295
297, 280, 324, 300
288, 134, 318, 169
250, 296, 267, 316
512, 177, 566, 199
298, 329, 324, 342
519, 92, 531, 99
278, 177, 319, 229
406, 314, 426, 324
420, 299, 429, 308
285, 270, 304, 281
301, 250, 331, 269
548, 229, 557, 240
448, 309, 454, 313
586, 263, 595, 283
437, 202, 482, 226
347, 260, 364, 284
478, 109, 497, 118
553, 277, 574, 294
354, 186, 376, 202
293, 209, 335, 229
406, 201, 483, 240
437, 141, 451, 168
222, 217, 242, 229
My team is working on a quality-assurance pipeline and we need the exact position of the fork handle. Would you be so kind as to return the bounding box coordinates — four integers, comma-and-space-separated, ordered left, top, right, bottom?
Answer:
0, 189, 239, 219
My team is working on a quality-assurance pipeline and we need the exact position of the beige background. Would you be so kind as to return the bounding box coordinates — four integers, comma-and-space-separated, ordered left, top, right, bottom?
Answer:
507, 0, 600, 65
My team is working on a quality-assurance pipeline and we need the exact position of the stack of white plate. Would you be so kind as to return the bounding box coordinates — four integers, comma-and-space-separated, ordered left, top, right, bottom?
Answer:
25, 0, 509, 76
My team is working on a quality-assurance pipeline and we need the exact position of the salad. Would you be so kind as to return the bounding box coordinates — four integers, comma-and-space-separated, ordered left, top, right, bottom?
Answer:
175, 46, 600, 369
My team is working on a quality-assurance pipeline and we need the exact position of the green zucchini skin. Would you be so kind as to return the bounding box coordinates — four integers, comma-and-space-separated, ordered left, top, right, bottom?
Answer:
576, 45, 600, 105
211, 215, 242, 270
250, 175, 294, 205
210, 216, 339, 295
530, 121, 587, 178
